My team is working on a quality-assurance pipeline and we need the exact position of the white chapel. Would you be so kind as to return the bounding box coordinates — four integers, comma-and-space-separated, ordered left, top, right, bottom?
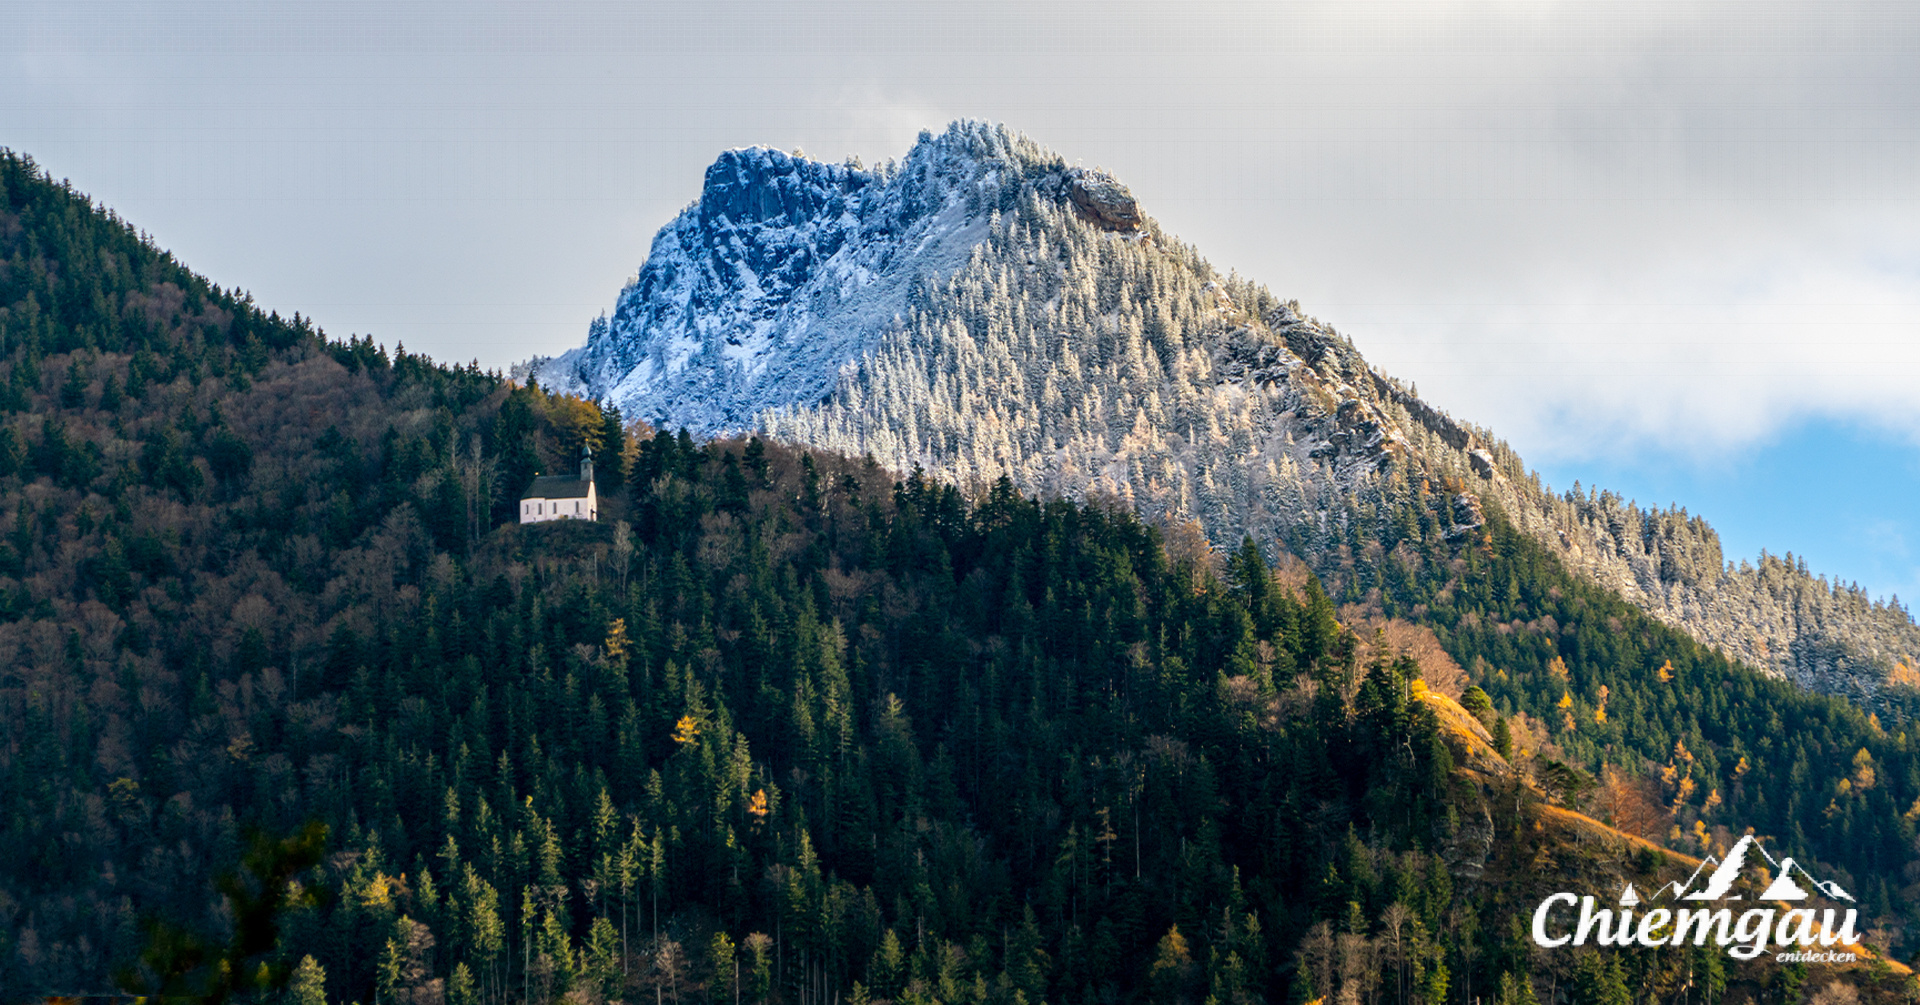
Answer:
520, 445, 598, 523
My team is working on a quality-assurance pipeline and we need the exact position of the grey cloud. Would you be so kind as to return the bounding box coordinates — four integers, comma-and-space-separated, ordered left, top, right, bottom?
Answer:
4, 0, 1917, 464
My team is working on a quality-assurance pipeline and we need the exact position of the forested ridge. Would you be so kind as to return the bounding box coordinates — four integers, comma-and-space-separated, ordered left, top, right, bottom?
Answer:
1334, 500, 1920, 909
1, 148, 1916, 1005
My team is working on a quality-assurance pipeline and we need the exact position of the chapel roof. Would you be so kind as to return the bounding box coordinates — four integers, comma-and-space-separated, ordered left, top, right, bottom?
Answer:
522, 474, 594, 500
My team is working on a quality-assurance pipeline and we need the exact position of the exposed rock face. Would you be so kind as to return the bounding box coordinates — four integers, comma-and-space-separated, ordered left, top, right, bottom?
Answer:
537, 120, 1920, 703
1468, 449, 1496, 479
1064, 167, 1141, 231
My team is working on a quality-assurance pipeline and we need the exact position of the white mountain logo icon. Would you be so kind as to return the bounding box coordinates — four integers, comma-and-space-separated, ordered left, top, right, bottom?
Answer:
1651, 834, 1853, 903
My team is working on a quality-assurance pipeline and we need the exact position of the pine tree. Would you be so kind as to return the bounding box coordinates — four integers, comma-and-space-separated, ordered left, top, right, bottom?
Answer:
290, 955, 329, 1005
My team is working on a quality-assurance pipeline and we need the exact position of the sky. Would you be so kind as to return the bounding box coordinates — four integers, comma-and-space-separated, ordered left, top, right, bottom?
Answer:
4, 0, 1918, 606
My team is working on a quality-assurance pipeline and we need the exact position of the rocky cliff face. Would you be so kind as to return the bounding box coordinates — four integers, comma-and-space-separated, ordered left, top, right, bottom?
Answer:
536, 121, 1919, 701
1063, 167, 1140, 231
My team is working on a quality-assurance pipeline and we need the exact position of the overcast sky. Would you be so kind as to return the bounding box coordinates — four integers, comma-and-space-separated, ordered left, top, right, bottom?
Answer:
6, 0, 1918, 604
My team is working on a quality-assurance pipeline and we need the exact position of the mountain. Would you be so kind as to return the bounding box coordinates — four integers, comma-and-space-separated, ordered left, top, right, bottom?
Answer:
5, 144, 1919, 1005
535, 121, 1920, 704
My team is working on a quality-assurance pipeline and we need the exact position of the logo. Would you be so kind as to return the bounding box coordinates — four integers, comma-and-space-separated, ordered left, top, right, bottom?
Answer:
1529, 834, 1862, 962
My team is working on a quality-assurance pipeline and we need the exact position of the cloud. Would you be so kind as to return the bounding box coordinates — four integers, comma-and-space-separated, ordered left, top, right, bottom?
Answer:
1335, 213, 1920, 461
5, 0, 1917, 466
1032, 1, 1920, 464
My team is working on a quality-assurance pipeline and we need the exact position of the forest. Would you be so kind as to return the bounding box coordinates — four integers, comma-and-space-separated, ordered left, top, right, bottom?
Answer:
0, 148, 1917, 1005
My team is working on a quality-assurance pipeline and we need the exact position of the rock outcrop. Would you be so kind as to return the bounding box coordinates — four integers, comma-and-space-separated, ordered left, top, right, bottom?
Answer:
1064, 166, 1141, 231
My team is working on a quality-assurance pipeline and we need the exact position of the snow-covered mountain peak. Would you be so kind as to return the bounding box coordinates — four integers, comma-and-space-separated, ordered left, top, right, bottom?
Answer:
696, 146, 871, 231
534, 121, 1066, 433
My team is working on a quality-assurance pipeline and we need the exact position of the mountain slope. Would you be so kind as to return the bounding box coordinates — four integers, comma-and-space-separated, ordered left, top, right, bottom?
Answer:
4, 148, 1917, 1004
538, 121, 1920, 702
0, 148, 602, 996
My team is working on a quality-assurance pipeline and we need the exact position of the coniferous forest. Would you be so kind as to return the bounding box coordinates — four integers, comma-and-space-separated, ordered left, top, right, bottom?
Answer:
1, 150, 1918, 1005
